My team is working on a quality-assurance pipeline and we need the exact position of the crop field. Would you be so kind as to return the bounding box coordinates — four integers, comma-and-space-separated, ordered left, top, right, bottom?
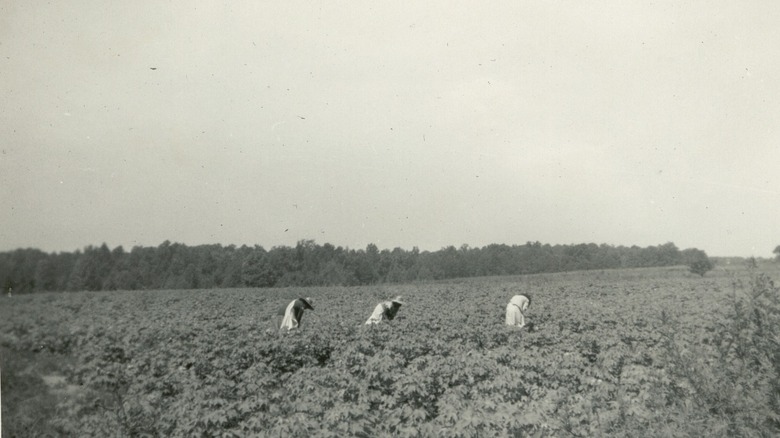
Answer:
2, 264, 779, 437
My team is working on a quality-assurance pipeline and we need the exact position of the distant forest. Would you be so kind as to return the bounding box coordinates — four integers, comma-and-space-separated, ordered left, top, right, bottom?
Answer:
0, 240, 714, 294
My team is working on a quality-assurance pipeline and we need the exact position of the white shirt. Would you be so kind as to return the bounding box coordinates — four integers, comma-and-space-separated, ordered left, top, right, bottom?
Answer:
365, 301, 400, 324
506, 295, 530, 327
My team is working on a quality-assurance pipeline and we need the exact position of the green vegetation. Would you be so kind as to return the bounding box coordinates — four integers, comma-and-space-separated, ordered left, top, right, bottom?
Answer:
682, 248, 714, 276
1, 349, 66, 437
1, 240, 711, 293
2, 265, 778, 436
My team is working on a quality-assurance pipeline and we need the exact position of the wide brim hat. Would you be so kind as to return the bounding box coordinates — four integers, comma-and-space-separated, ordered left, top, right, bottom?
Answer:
300, 297, 314, 310
390, 295, 405, 305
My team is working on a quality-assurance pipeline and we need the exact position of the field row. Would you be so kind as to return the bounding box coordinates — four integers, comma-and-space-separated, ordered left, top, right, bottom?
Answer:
2, 266, 778, 436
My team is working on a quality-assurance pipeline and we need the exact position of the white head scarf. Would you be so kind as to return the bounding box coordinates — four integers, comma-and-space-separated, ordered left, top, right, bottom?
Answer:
509, 295, 530, 312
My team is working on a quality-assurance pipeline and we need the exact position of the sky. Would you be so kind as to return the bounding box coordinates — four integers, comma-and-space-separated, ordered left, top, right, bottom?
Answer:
1, 1, 779, 257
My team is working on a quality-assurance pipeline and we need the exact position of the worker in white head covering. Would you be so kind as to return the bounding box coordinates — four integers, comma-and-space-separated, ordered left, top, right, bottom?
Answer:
280, 297, 314, 330
365, 296, 405, 325
505, 294, 531, 328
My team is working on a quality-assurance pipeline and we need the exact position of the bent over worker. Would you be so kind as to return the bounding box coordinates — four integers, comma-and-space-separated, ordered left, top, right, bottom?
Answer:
505, 294, 531, 328
280, 297, 314, 330
365, 296, 405, 324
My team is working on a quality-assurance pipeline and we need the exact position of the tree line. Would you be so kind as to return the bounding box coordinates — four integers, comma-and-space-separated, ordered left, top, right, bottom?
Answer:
0, 240, 712, 294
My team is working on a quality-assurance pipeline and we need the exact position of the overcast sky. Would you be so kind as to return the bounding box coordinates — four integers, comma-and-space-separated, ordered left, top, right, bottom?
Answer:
1, 1, 779, 257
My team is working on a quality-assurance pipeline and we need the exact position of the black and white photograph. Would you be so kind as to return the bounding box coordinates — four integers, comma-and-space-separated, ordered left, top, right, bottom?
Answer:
2, 1, 780, 436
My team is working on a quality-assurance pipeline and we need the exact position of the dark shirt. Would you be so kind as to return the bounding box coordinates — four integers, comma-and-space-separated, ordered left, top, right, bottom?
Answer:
290, 299, 306, 324
384, 302, 401, 320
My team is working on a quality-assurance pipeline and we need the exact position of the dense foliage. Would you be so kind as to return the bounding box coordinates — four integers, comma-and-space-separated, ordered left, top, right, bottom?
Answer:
2, 266, 778, 436
1, 240, 711, 293
681, 248, 714, 277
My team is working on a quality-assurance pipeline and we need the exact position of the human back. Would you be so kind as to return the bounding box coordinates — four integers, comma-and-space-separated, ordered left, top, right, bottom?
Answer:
505, 294, 531, 328
280, 297, 314, 330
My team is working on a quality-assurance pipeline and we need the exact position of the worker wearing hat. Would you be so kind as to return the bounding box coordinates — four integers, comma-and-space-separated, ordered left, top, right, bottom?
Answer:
280, 297, 314, 330
365, 296, 405, 324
